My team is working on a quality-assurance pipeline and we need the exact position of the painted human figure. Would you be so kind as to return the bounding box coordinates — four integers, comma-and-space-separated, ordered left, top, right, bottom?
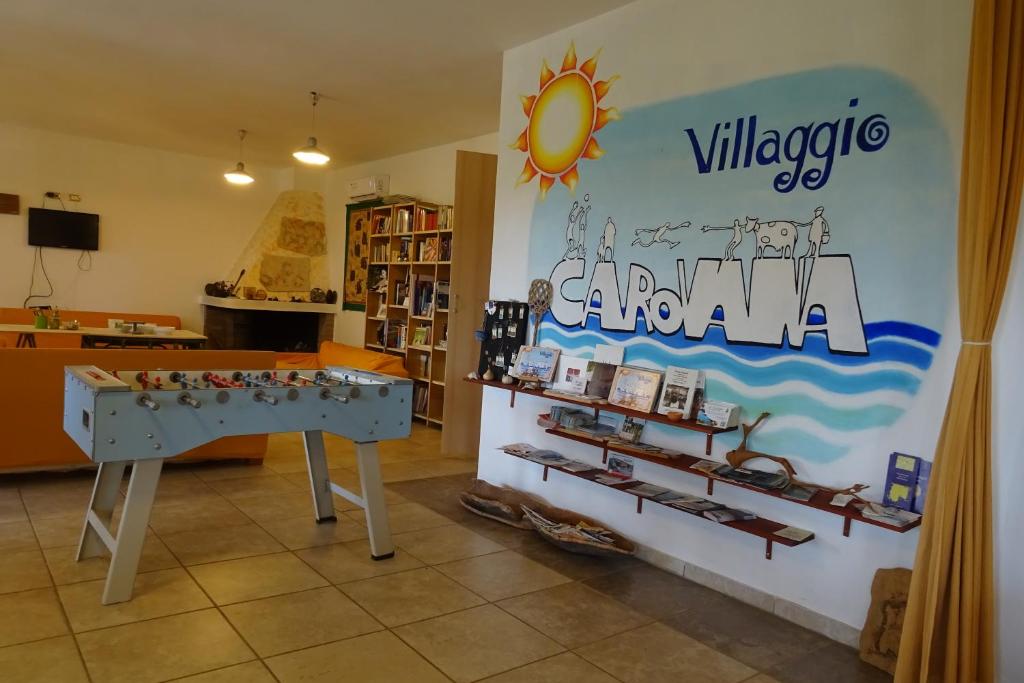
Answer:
632, 221, 690, 249
597, 217, 616, 262
797, 206, 830, 258
701, 219, 744, 259
562, 201, 584, 259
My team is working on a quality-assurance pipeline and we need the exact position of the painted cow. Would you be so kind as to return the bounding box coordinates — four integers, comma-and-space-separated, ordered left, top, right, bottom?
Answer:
745, 216, 798, 259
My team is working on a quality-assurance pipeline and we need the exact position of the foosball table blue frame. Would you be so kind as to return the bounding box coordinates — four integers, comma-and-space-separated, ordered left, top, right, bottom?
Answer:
63, 365, 413, 604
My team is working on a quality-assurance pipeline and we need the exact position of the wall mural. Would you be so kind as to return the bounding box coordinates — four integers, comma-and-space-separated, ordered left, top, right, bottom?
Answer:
515, 44, 955, 463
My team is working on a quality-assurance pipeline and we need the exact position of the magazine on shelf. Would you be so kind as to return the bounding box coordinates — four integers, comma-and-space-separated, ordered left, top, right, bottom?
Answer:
670, 498, 723, 514
607, 366, 663, 413
500, 443, 537, 457
617, 416, 646, 444
774, 526, 815, 542
654, 491, 703, 505
551, 355, 592, 395
690, 459, 732, 476
591, 473, 637, 486
584, 361, 618, 399
624, 483, 671, 499
656, 366, 704, 418
606, 453, 635, 478
858, 501, 921, 527
703, 507, 757, 523
780, 483, 818, 502
722, 467, 790, 490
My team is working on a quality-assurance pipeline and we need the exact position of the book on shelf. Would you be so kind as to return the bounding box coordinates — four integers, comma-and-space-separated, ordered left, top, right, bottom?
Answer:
780, 483, 818, 502
412, 325, 430, 347
395, 208, 413, 234
394, 235, 413, 262
607, 366, 663, 413
438, 234, 452, 261
656, 366, 704, 418
858, 501, 921, 527
436, 324, 448, 349
385, 320, 407, 348
510, 345, 559, 383
722, 467, 790, 490
617, 416, 646, 444
584, 361, 618, 399
371, 242, 389, 262
437, 205, 454, 231
624, 483, 671, 499
671, 497, 724, 513
883, 452, 925, 511
413, 384, 429, 412
435, 281, 450, 310
690, 459, 731, 476
417, 237, 439, 262
372, 214, 391, 235
551, 355, 591, 395
414, 207, 439, 232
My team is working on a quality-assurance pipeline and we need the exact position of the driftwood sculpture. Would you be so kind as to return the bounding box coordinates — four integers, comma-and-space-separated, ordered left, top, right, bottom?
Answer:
726, 412, 868, 496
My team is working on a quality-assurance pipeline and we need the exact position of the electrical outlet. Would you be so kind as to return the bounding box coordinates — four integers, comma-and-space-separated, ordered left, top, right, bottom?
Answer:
44, 191, 61, 199
69, 194, 81, 202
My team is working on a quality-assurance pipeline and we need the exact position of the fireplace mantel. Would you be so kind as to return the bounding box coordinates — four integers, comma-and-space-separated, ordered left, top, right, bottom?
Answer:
198, 295, 337, 315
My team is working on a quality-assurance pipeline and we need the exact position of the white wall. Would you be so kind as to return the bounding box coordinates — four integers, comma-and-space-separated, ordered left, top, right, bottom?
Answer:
993, 210, 1024, 679
323, 133, 498, 346
0, 122, 290, 331
479, 0, 981, 645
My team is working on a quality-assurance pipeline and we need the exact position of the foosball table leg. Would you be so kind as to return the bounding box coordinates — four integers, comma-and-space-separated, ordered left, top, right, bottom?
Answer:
77, 458, 163, 605
355, 442, 395, 560
302, 430, 337, 522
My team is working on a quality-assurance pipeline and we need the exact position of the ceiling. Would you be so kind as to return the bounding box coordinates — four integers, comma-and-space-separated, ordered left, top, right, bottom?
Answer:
0, 0, 633, 167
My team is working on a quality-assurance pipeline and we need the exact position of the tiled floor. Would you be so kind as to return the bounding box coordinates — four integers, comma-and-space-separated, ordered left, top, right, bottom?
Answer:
0, 425, 891, 682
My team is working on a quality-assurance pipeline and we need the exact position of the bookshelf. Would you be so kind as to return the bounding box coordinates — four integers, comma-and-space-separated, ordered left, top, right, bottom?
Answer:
467, 377, 922, 538
360, 199, 454, 428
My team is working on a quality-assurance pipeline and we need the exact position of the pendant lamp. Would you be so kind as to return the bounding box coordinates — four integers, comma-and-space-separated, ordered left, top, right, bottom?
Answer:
224, 129, 255, 185
293, 91, 330, 165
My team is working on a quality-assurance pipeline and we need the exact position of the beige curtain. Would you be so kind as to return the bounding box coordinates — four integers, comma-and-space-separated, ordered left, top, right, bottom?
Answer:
895, 1, 1023, 681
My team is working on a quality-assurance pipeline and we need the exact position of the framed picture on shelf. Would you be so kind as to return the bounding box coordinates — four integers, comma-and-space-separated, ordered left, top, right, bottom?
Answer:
607, 367, 663, 413
656, 366, 705, 418
509, 345, 560, 383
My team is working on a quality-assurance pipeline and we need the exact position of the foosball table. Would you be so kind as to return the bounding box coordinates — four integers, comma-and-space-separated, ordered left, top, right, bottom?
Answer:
63, 365, 412, 604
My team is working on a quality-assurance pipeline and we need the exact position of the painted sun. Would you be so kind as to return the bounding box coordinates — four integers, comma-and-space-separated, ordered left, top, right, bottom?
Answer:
512, 43, 619, 198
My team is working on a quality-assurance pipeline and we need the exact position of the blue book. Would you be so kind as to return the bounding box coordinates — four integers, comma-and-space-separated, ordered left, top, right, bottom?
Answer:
912, 459, 931, 515
883, 452, 921, 511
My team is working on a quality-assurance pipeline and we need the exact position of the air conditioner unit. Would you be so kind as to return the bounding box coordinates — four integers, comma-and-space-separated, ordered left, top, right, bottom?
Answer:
347, 175, 390, 201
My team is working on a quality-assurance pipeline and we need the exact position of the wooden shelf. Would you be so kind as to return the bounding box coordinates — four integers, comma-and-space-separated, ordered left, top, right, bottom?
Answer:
411, 376, 430, 383
433, 345, 447, 352
366, 343, 384, 350
370, 234, 390, 239
432, 380, 445, 387
410, 315, 433, 321
542, 426, 920, 537
408, 345, 432, 352
498, 448, 811, 559
464, 377, 735, 455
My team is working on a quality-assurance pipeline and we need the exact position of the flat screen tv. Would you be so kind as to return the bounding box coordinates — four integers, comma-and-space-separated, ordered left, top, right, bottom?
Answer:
28, 208, 99, 250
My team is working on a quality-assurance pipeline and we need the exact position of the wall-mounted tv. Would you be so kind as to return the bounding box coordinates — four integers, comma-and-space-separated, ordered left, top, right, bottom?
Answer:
28, 208, 99, 251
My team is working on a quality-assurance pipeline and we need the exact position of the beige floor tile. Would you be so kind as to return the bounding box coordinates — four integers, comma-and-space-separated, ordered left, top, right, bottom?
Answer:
191, 463, 277, 482
576, 622, 756, 683
296, 539, 423, 583
57, 567, 211, 632
378, 461, 438, 483
394, 524, 505, 565
0, 519, 38, 552
347, 501, 452, 534
482, 652, 618, 682
394, 604, 563, 682
0, 635, 89, 683
0, 548, 52, 594
159, 522, 285, 565
284, 468, 406, 505
744, 675, 783, 683
436, 550, 571, 601
206, 474, 301, 501
0, 588, 68, 647
148, 496, 252, 535
341, 567, 485, 626
0, 489, 27, 524
231, 490, 325, 523
43, 536, 179, 585
265, 630, 448, 683
415, 458, 479, 477
222, 586, 382, 657
76, 609, 254, 683
31, 511, 111, 549
189, 551, 327, 604
258, 514, 368, 550
498, 582, 652, 648
173, 660, 277, 682
21, 481, 95, 520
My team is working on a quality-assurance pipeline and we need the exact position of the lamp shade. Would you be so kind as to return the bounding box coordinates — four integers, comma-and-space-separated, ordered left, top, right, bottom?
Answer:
293, 136, 330, 165
224, 161, 255, 185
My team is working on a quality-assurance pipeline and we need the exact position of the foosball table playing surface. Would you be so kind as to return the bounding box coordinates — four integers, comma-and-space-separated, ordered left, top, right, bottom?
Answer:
63, 365, 412, 604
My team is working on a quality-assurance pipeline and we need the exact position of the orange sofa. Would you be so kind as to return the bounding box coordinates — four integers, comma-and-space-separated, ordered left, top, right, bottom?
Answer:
276, 341, 409, 378
0, 348, 275, 472
0, 307, 184, 349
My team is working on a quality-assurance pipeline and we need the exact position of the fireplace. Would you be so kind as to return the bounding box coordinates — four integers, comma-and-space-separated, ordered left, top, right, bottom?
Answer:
200, 296, 335, 352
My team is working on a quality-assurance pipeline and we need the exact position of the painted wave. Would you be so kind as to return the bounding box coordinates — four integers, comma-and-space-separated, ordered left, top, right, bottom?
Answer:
538, 317, 940, 463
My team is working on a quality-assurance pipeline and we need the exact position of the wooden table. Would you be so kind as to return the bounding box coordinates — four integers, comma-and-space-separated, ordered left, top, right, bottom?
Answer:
0, 324, 207, 349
